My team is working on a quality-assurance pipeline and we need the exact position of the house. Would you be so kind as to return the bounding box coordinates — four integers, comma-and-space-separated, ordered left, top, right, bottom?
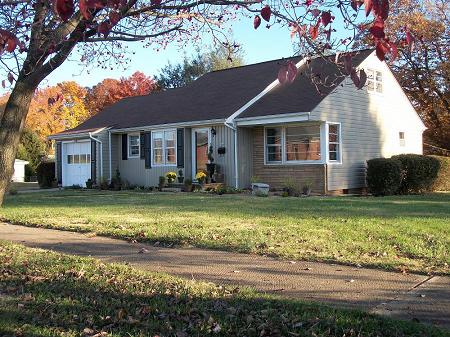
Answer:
49, 49, 425, 193
12, 159, 29, 182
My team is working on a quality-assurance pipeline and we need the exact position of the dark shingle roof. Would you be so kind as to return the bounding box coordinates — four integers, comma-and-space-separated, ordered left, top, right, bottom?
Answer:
62, 49, 372, 134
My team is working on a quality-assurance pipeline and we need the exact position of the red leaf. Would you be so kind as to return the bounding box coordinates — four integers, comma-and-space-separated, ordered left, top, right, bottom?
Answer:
364, 0, 372, 17
253, 15, 261, 29
54, 0, 74, 21
310, 9, 321, 17
389, 41, 398, 62
80, 0, 105, 19
0, 30, 19, 53
261, 6, 271, 22
1, 80, 5, 88
350, 68, 360, 87
358, 69, 367, 89
7, 72, 14, 84
97, 22, 111, 37
351, 0, 361, 11
375, 40, 389, 61
321, 11, 332, 26
109, 11, 121, 26
79, 0, 91, 19
309, 20, 320, 40
278, 65, 288, 84
406, 29, 415, 51
369, 18, 385, 38
287, 61, 298, 83
376, 0, 389, 20
343, 53, 352, 74
151, 0, 161, 5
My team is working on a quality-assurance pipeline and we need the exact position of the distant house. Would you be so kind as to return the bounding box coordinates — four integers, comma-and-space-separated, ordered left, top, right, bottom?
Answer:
12, 159, 29, 182
49, 49, 425, 193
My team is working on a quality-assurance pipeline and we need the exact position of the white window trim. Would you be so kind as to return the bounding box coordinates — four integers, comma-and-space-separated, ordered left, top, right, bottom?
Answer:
151, 129, 177, 167
264, 124, 325, 165
128, 133, 140, 159
366, 68, 383, 94
326, 122, 342, 165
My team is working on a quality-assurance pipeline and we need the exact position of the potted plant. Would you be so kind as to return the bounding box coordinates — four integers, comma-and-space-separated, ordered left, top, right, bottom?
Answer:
85, 178, 94, 189
206, 145, 216, 180
212, 165, 224, 183
184, 178, 193, 192
158, 176, 166, 190
195, 171, 207, 185
282, 177, 297, 196
166, 171, 177, 185
302, 180, 313, 196
110, 168, 122, 191
177, 169, 184, 183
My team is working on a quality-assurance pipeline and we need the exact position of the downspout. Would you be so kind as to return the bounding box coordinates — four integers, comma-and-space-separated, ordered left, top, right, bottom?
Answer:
108, 130, 112, 182
89, 133, 103, 183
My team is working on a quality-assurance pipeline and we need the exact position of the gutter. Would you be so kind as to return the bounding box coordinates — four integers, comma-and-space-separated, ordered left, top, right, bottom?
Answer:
224, 56, 310, 189
108, 130, 112, 182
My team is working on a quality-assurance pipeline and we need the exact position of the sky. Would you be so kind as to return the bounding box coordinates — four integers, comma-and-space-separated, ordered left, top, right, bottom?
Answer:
41, 19, 296, 89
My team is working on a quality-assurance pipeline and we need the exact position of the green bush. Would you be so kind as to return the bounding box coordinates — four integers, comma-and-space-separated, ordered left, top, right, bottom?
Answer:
36, 161, 55, 188
392, 154, 440, 194
366, 158, 402, 196
430, 155, 450, 191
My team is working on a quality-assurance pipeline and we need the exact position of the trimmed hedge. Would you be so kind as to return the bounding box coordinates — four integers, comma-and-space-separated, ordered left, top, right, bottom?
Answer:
392, 154, 440, 194
36, 161, 55, 188
366, 158, 403, 196
430, 155, 450, 191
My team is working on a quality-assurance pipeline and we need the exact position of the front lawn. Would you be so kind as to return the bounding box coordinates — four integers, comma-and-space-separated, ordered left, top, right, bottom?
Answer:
1, 241, 447, 337
1, 191, 449, 275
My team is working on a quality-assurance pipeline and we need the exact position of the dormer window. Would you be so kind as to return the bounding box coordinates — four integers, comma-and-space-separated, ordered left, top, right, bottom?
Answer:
367, 69, 383, 93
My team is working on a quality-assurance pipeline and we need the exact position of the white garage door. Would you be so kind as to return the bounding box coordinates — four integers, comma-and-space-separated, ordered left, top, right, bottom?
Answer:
63, 141, 91, 187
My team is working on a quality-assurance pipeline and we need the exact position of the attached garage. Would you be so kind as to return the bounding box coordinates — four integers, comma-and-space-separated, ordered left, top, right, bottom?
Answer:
62, 141, 92, 187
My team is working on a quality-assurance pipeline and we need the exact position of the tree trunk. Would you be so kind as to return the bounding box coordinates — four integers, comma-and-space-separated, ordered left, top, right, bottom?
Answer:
0, 80, 37, 206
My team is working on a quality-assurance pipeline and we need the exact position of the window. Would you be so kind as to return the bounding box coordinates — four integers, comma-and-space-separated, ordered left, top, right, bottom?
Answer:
285, 125, 321, 161
152, 130, 177, 166
266, 127, 282, 163
265, 124, 321, 164
367, 69, 382, 93
67, 155, 73, 164
128, 134, 140, 158
399, 131, 405, 147
328, 124, 341, 162
67, 153, 91, 164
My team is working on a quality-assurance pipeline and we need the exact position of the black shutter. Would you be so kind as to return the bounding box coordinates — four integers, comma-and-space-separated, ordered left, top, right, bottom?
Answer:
144, 132, 151, 169
56, 141, 62, 185
177, 128, 184, 168
140, 133, 145, 159
91, 140, 97, 183
122, 134, 128, 160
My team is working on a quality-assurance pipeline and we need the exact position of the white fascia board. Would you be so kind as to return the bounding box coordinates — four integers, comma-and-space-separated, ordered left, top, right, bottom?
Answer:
235, 112, 310, 126
48, 127, 108, 140
110, 119, 225, 133
225, 56, 310, 127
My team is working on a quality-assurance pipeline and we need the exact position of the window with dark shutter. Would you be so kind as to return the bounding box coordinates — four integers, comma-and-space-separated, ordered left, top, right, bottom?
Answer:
144, 132, 151, 169
122, 134, 128, 160
56, 141, 62, 184
177, 128, 184, 168
91, 140, 97, 183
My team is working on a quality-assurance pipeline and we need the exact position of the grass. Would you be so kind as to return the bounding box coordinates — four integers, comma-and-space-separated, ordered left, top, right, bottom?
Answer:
1, 241, 448, 337
1, 190, 449, 275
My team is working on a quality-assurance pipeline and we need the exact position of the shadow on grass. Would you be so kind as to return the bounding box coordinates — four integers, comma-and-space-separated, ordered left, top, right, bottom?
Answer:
0, 257, 446, 337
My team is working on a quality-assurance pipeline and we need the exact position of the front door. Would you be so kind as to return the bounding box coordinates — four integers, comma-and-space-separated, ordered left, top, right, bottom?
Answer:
192, 128, 210, 180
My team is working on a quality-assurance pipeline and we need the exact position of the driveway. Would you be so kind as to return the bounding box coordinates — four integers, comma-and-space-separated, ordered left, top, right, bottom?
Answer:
1, 222, 449, 330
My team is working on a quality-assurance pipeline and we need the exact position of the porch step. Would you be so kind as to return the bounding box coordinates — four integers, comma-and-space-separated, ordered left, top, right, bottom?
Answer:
203, 183, 225, 191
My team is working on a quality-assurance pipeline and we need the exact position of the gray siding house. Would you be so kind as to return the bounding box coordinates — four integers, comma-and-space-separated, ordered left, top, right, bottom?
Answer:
49, 49, 425, 193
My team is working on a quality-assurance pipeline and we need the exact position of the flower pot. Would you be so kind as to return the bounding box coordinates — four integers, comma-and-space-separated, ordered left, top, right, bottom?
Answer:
178, 177, 184, 183
206, 163, 216, 179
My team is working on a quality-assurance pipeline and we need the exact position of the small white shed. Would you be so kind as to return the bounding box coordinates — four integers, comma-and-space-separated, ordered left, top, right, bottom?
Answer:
12, 159, 29, 182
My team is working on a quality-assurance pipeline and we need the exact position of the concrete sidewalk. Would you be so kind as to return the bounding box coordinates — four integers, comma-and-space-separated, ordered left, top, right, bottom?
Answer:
1, 222, 449, 329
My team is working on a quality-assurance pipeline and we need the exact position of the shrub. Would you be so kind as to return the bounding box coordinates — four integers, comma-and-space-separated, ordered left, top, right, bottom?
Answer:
158, 176, 166, 190
184, 178, 193, 192
36, 161, 55, 188
429, 156, 450, 191
392, 154, 440, 194
366, 158, 402, 196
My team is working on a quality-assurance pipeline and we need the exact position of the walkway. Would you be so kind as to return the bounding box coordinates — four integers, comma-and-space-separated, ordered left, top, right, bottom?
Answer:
1, 222, 448, 329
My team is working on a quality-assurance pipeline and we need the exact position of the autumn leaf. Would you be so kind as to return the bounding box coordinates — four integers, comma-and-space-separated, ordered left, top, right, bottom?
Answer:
309, 20, 320, 40
151, 0, 162, 5
7, 72, 14, 84
261, 6, 271, 22
253, 15, 261, 29
364, 0, 372, 17
286, 61, 297, 83
54, 0, 74, 21
321, 11, 332, 27
358, 69, 367, 89
375, 40, 389, 61
277, 65, 288, 84
369, 18, 385, 38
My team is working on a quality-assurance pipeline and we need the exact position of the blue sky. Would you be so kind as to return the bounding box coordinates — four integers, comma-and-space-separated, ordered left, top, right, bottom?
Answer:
42, 19, 296, 88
